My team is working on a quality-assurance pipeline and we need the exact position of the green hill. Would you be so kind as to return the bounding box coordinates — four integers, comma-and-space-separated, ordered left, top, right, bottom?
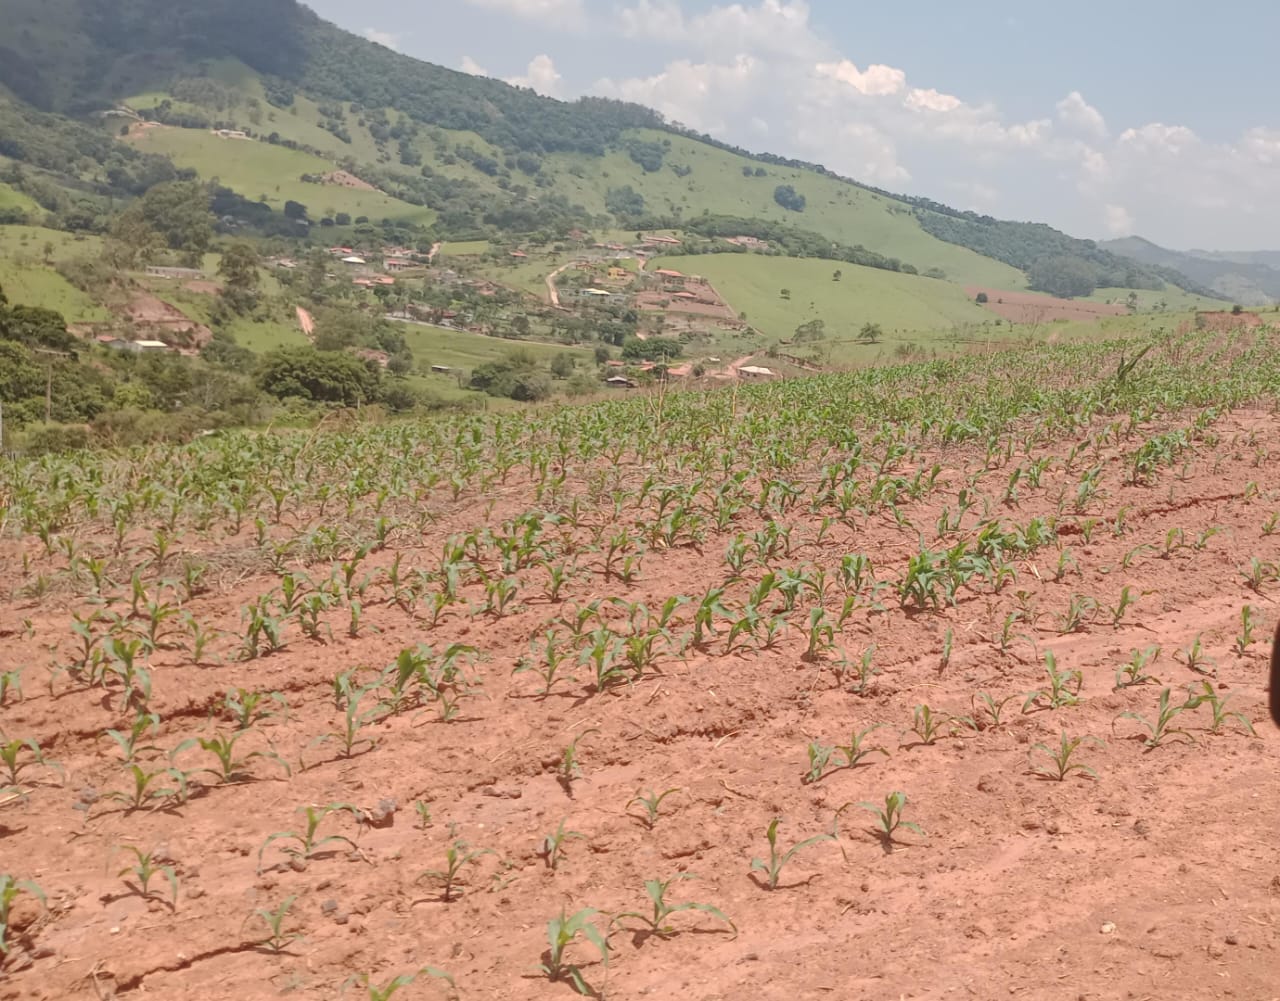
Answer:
0, 0, 1208, 300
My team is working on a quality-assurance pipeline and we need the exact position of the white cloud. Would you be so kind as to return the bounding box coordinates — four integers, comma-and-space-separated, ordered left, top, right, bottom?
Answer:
459, 55, 490, 77
564, 0, 1280, 245
508, 54, 564, 97
1104, 204, 1134, 236
1056, 91, 1107, 138
466, 0, 584, 19
815, 60, 905, 97
362, 27, 400, 50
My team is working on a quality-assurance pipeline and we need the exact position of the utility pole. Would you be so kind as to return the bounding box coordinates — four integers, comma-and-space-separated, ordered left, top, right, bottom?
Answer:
30, 347, 71, 424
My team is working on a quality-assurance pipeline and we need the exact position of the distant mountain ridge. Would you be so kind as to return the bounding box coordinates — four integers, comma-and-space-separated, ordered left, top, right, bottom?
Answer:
0, 0, 1212, 299
1102, 236, 1280, 305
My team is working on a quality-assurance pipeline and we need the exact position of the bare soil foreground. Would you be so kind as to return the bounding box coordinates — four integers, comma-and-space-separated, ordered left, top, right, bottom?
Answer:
1, 329, 1279, 1001
968, 287, 1128, 324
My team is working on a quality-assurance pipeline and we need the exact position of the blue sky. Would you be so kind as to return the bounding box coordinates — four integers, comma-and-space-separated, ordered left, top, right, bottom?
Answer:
306, 0, 1280, 249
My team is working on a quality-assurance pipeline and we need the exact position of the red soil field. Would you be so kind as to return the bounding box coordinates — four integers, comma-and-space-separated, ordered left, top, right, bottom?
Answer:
1, 357, 1278, 1001
967, 287, 1128, 324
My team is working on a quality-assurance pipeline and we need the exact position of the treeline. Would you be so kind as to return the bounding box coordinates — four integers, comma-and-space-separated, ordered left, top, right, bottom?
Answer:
676, 215, 920, 276
906, 202, 1213, 298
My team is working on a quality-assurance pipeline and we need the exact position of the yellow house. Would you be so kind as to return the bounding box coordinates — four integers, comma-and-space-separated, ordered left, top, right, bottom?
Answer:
607, 266, 629, 281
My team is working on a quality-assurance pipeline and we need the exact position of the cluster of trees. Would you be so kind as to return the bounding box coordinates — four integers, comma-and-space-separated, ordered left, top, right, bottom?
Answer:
0, 283, 264, 448
908, 202, 1212, 298
773, 185, 807, 213
678, 214, 919, 276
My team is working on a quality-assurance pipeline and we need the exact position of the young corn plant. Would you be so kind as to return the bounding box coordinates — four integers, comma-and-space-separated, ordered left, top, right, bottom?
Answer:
513, 631, 576, 696
257, 803, 361, 874
101, 764, 189, 814
1022, 652, 1082, 712
1174, 634, 1216, 676
1115, 688, 1198, 749
103, 712, 162, 763
244, 895, 301, 953
418, 840, 495, 901
903, 704, 948, 746
802, 741, 835, 784
0, 735, 64, 789
1114, 646, 1161, 690
1030, 732, 1103, 781
556, 728, 599, 796
1234, 605, 1257, 655
539, 907, 609, 997
1185, 682, 1257, 737
115, 846, 179, 908
750, 818, 835, 890
613, 874, 736, 939
222, 688, 289, 730
176, 731, 292, 785
540, 820, 586, 871
971, 691, 1019, 730
858, 791, 923, 847
342, 967, 455, 1001
0, 876, 45, 956
626, 787, 680, 829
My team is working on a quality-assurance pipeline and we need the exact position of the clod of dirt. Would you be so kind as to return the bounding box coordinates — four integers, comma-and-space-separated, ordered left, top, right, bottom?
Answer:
73, 786, 99, 811
1225, 934, 1239, 946
480, 785, 523, 800
1100, 922, 1116, 935
361, 798, 397, 828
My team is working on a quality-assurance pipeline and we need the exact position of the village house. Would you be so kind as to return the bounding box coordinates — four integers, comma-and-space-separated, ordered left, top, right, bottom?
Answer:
383, 259, 414, 272
145, 265, 205, 280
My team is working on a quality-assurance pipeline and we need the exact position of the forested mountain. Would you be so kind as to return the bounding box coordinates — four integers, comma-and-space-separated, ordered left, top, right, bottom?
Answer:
0, 0, 1209, 297
1102, 236, 1280, 306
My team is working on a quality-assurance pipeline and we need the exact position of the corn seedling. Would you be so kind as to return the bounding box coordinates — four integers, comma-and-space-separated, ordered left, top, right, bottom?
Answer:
177, 731, 291, 784
0, 735, 64, 788
513, 631, 575, 696
101, 764, 189, 814
1185, 682, 1256, 737
540, 820, 586, 871
1235, 605, 1257, 655
103, 712, 162, 763
418, 840, 495, 901
557, 728, 599, 795
803, 741, 835, 784
1023, 652, 1082, 712
1116, 688, 1198, 749
0, 668, 20, 707
115, 845, 178, 908
1175, 633, 1216, 676
1030, 732, 1102, 781
539, 907, 609, 997
342, 967, 455, 1001
613, 874, 735, 939
258, 803, 361, 874
626, 787, 680, 829
0, 876, 45, 956
1057, 593, 1098, 634
1241, 557, 1279, 593
835, 724, 890, 768
244, 895, 301, 953
309, 693, 381, 763
1114, 645, 1161, 690
750, 818, 835, 890
971, 691, 1019, 730
223, 688, 289, 730
857, 790, 923, 847
904, 704, 948, 746
413, 800, 432, 830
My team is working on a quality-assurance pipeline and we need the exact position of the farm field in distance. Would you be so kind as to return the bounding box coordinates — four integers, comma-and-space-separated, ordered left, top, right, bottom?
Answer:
2, 329, 1278, 1000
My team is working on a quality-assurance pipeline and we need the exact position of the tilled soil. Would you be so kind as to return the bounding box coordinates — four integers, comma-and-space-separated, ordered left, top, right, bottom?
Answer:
1, 408, 1278, 1001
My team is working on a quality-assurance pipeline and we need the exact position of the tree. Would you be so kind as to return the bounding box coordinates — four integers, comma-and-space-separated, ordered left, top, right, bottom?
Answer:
975, 292, 988, 304
283, 200, 308, 221
832, 270, 842, 282
857, 322, 882, 344
256, 347, 379, 406
217, 242, 261, 313
779, 288, 791, 300
125, 181, 215, 265
1026, 255, 1097, 299
550, 352, 575, 378
621, 336, 682, 361
773, 184, 806, 212
593, 345, 611, 365
793, 318, 825, 342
